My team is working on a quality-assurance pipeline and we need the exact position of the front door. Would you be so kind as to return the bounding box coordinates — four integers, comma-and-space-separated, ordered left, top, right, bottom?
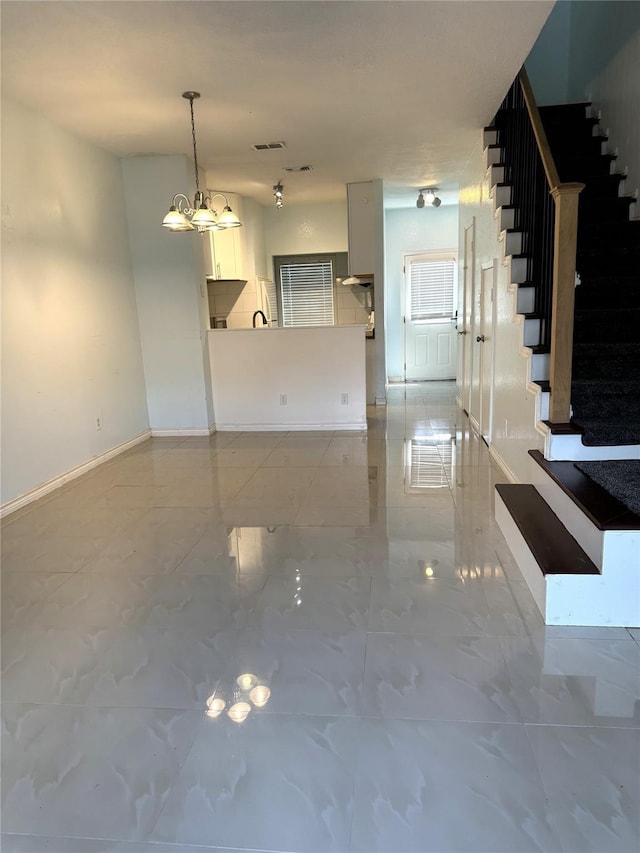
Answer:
404, 252, 457, 381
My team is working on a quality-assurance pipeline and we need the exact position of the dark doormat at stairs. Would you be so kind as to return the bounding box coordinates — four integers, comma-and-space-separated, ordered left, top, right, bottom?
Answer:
574, 460, 640, 517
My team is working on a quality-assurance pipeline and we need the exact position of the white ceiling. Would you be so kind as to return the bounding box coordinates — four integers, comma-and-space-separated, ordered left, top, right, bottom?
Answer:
1, 0, 553, 209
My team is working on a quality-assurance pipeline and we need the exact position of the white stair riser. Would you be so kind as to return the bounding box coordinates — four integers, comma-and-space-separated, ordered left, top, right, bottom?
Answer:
523, 318, 541, 347
496, 206, 515, 230
546, 567, 640, 627
510, 256, 527, 283
494, 184, 511, 207
483, 129, 498, 147
496, 491, 640, 627
537, 390, 550, 421
485, 145, 502, 166
530, 352, 549, 382
490, 164, 505, 186
505, 231, 522, 255
544, 432, 640, 461
516, 286, 535, 314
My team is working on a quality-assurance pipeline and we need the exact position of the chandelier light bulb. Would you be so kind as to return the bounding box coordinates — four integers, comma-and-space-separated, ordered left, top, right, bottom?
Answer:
205, 696, 226, 718
236, 673, 258, 691
249, 685, 271, 707
227, 702, 251, 723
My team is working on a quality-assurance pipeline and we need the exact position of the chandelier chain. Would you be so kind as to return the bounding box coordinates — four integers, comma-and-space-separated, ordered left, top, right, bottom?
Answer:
189, 96, 200, 192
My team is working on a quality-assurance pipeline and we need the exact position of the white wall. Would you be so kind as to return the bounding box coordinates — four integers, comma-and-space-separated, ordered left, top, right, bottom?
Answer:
263, 201, 348, 275
384, 205, 459, 381
527, 0, 640, 201
568, 1, 640, 203
525, 0, 572, 105
1, 98, 149, 506
208, 327, 366, 430
242, 197, 268, 280
121, 156, 212, 432
458, 142, 544, 484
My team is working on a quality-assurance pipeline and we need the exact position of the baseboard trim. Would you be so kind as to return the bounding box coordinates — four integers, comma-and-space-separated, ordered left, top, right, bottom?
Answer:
214, 422, 367, 432
488, 444, 519, 484
0, 430, 151, 518
150, 428, 212, 437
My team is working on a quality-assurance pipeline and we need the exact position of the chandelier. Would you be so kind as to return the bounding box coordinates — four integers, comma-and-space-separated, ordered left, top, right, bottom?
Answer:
162, 92, 242, 233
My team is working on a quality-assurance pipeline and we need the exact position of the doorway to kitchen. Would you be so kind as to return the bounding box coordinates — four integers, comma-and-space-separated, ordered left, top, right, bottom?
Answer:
403, 251, 457, 381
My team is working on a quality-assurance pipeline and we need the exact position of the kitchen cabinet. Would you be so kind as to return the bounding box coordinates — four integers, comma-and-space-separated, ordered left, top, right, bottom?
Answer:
347, 181, 375, 276
204, 192, 247, 280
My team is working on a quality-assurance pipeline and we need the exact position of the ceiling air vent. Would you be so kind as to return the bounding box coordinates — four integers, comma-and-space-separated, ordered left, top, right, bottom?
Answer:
283, 165, 313, 173
252, 141, 287, 151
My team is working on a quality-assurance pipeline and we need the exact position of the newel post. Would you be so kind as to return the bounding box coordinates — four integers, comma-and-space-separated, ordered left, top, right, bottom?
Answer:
549, 182, 584, 423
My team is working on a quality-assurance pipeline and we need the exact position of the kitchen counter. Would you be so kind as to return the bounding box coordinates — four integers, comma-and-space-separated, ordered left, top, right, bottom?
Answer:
207, 325, 367, 431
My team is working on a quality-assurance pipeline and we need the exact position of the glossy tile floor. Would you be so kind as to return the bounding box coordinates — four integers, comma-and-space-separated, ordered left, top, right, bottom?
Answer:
2, 383, 639, 853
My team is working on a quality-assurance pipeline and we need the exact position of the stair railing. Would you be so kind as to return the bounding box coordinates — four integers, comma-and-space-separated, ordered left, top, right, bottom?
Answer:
495, 67, 584, 423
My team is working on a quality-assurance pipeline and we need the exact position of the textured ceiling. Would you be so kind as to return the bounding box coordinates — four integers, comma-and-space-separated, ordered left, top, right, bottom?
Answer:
1, 0, 553, 208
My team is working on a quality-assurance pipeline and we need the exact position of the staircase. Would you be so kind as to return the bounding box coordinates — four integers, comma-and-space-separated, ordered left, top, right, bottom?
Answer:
540, 103, 640, 448
483, 74, 640, 627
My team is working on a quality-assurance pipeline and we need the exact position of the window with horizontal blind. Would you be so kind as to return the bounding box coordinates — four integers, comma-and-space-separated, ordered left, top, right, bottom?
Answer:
278, 259, 335, 326
409, 256, 455, 321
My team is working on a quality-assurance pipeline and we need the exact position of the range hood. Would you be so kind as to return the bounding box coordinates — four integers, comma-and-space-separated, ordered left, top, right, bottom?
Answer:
341, 274, 373, 286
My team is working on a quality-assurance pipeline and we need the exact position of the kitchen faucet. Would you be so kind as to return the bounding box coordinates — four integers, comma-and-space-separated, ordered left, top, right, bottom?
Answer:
252, 310, 268, 327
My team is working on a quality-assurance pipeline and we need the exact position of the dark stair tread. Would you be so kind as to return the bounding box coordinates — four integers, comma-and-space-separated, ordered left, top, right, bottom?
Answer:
528, 450, 640, 530
570, 419, 640, 447
578, 195, 635, 225
528, 344, 550, 355
532, 380, 551, 392
579, 174, 626, 197
543, 421, 582, 435
539, 102, 592, 116
496, 484, 599, 575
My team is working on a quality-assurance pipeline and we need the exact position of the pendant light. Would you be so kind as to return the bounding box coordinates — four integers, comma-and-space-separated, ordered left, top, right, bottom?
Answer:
162, 92, 242, 232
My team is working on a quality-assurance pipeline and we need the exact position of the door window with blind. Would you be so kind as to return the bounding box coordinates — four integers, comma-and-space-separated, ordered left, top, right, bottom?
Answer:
408, 254, 456, 322
274, 255, 336, 327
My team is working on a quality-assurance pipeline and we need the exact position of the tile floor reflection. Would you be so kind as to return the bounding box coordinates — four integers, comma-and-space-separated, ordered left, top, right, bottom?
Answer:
2, 382, 639, 852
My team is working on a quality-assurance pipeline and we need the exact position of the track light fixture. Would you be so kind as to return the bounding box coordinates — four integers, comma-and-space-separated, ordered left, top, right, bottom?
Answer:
162, 92, 242, 232
273, 182, 284, 209
417, 188, 442, 208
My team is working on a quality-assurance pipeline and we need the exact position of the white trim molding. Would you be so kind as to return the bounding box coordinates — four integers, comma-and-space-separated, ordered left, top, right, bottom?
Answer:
150, 428, 212, 437
1, 430, 151, 518
214, 422, 367, 432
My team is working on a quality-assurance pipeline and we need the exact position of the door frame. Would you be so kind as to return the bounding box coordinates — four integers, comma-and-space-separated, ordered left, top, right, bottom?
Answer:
479, 260, 497, 444
401, 249, 458, 382
459, 220, 475, 413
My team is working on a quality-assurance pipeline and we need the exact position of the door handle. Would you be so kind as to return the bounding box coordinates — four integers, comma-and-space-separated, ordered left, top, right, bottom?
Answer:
476, 335, 485, 342
458, 330, 468, 336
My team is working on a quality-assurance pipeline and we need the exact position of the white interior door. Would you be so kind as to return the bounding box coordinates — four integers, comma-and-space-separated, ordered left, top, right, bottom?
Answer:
459, 221, 474, 412
468, 256, 482, 431
404, 252, 457, 381
479, 262, 496, 443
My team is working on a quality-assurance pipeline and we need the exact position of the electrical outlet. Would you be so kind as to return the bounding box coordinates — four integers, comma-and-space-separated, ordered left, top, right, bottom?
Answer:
341, 392, 349, 405
96, 415, 103, 431
280, 394, 288, 406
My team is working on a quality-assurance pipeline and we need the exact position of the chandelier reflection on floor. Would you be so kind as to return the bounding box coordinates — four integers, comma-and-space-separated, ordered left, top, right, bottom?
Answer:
206, 672, 271, 724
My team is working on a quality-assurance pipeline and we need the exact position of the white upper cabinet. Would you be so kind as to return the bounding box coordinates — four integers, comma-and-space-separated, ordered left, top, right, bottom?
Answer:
347, 181, 375, 276
203, 192, 247, 280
